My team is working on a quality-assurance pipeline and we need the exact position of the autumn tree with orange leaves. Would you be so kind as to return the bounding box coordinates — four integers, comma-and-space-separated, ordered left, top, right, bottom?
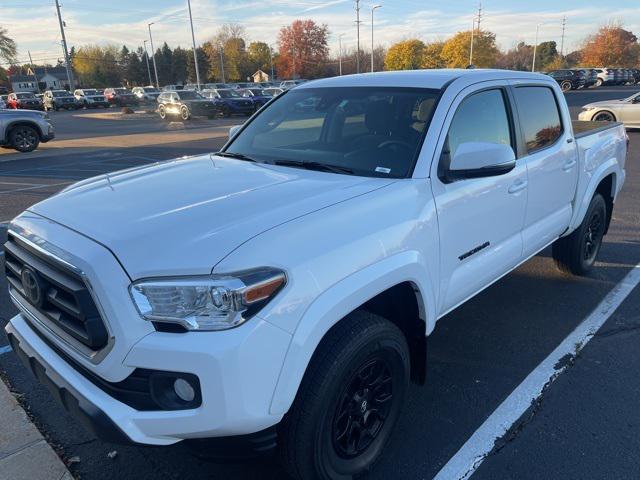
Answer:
277, 20, 329, 79
581, 23, 639, 67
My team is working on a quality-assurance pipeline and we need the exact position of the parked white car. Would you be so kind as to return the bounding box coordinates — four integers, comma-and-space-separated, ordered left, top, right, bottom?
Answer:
579, 91, 640, 127
5, 69, 627, 479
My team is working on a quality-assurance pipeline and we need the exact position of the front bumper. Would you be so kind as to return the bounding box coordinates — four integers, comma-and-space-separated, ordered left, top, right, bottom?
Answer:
5, 310, 291, 445
578, 110, 595, 121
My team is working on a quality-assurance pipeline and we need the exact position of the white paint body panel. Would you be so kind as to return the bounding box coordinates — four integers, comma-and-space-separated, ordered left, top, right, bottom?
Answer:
5, 69, 627, 443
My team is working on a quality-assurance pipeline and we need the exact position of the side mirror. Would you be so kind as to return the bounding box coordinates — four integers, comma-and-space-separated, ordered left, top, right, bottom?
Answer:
228, 125, 242, 139
444, 142, 516, 182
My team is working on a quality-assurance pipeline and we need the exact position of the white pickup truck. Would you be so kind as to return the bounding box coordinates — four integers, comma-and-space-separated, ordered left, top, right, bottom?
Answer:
4, 70, 627, 479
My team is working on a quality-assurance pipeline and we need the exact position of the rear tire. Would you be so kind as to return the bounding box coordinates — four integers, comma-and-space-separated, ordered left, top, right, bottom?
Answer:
279, 311, 410, 480
595, 78, 603, 87
180, 105, 191, 121
552, 193, 607, 275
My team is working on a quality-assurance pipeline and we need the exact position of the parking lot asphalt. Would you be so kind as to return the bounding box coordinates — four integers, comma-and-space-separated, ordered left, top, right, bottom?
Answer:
0, 85, 639, 480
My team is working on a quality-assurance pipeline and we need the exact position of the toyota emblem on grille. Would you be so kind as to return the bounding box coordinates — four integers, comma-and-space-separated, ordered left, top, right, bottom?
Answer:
20, 267, 42, 306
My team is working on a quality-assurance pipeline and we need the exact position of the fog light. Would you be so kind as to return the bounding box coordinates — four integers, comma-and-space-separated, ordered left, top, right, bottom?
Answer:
173, 378, 196, 402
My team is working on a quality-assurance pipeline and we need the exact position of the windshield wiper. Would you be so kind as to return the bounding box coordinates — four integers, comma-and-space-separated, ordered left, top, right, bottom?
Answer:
272, 160, 354, 175
215, 151, 258, 162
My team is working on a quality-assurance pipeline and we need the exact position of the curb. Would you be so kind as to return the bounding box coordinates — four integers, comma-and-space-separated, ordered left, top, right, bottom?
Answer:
0, 379, 73, 480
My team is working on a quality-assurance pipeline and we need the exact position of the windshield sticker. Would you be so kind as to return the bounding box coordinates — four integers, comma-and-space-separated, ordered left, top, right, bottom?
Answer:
375, 167, 391, 174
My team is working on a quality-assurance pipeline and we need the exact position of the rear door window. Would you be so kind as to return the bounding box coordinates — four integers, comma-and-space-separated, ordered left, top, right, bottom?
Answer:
513, 86, 563, 153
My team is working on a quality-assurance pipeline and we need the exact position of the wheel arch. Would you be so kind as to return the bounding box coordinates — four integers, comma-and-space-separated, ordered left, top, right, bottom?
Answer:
5, 121, 44, 143
269, 252, 436, 416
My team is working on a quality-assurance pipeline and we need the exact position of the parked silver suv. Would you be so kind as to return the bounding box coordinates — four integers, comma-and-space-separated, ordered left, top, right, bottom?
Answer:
0, 109, 55, 152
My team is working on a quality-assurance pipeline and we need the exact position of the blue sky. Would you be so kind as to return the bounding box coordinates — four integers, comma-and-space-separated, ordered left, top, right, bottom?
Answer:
3, 0, 639, 66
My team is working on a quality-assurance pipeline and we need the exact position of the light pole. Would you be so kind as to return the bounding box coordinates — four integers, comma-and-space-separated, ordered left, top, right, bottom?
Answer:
143, 40, 152, 86
355, 0, 361, 73
186, 0, 201, 89
269, 45, 275, 81
371, 5, 381, 72
54, 0, 75, 90
469, 18, 475, 66
338, 33, 345, 75
148, 22, 160, 87
219, 46, 225, 83
532, 23, 542, 72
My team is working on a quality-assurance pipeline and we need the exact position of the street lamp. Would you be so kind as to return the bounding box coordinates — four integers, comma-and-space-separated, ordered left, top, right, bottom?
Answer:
371, 5, 381, 72
186, 0, 201, 90
532, 23, 542, 72
469, 18, 475, 66
148, 22, 160, 87
269, 45, 275, 82
143, 40, 152, 86
338, 33, 345, 75
219, 45, 225, 83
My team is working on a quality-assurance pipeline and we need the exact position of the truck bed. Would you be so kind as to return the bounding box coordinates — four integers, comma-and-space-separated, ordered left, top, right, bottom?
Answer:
572, 120, 623, 139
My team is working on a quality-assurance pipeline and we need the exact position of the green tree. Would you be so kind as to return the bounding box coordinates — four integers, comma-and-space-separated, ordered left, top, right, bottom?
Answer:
248, 41, 272, 74
171, 46, 189, 84
536, 41, 558, 70
0, 26, 17, 62
187, 46, 210, 84
384, 39, 425, 70
441, 30, 498, 68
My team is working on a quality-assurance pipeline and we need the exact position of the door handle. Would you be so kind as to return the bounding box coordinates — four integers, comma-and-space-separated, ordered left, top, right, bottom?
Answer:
508, 179, 528, 194
563, 159, 577, 171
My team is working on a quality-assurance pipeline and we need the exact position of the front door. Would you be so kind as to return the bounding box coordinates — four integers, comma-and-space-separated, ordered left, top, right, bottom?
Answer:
431, 84, 528, 315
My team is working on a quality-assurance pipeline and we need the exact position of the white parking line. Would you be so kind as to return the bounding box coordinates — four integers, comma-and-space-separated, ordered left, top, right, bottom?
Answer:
0, 345, 12, 356
433, 261, 640, 480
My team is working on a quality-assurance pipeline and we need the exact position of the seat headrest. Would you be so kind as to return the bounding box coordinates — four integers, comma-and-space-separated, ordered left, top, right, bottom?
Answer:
416, 98, 435, 122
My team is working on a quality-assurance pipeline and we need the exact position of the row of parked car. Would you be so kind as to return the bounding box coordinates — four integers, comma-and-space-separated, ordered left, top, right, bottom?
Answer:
546, 67, 640, 91
0, 79, 305, 113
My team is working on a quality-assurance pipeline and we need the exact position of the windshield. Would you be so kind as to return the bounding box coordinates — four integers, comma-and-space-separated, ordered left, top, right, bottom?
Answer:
83, 89, 99, 95
52, 91, 71, 97
249, 89, 264, 96
217, 89, 241, 98
114, 88, 128, 94
17, 93, 35, 99
225, 87, 441, 178
178, 91, 204, 100
144, 87, 158, 92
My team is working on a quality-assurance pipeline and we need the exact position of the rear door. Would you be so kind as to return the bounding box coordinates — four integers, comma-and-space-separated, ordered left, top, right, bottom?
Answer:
431, 82, 528, 314
509, 82, 578, 257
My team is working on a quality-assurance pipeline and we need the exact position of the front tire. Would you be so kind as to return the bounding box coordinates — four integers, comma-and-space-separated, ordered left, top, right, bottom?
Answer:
592, 111, 616, 122
595, 78, 603, 87
560, 80, 572, 92
279, 311, 409, 480
552, 193, 607, 275
158, 105, 167, 120
9, 125, 40, 152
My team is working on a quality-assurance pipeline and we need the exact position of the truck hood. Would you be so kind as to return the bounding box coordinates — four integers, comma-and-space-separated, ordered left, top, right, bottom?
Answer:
29, 155, 391, 279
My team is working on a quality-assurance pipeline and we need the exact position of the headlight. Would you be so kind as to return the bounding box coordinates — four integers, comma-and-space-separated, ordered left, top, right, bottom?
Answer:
582, 106, 596, 111
129, 267, 286, 331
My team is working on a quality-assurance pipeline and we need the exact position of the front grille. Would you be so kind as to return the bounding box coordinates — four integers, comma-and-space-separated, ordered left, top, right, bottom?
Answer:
4, 234, 108, 350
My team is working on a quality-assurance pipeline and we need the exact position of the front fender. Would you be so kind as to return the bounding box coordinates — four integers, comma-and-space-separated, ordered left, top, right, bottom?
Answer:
268, 250, 436, 415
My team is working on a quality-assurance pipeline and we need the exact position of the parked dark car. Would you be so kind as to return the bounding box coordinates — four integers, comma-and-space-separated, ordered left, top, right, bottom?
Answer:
630, 69, 640, 85
201, 88, 254, 116
43, 90, 80, 111
203, 83, 228, 90
577, 69, 598, 88
132, 86, 161, 103
238, 88, 275, 110
74, 89, 109, 108
156, 90, 222, 120
7, 92, 44, 110
103, 88, 138, 107
546, 70, 586, 92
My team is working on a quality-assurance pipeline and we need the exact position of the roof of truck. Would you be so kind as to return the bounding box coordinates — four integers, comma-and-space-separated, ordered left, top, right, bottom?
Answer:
298, 69, 548, 90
